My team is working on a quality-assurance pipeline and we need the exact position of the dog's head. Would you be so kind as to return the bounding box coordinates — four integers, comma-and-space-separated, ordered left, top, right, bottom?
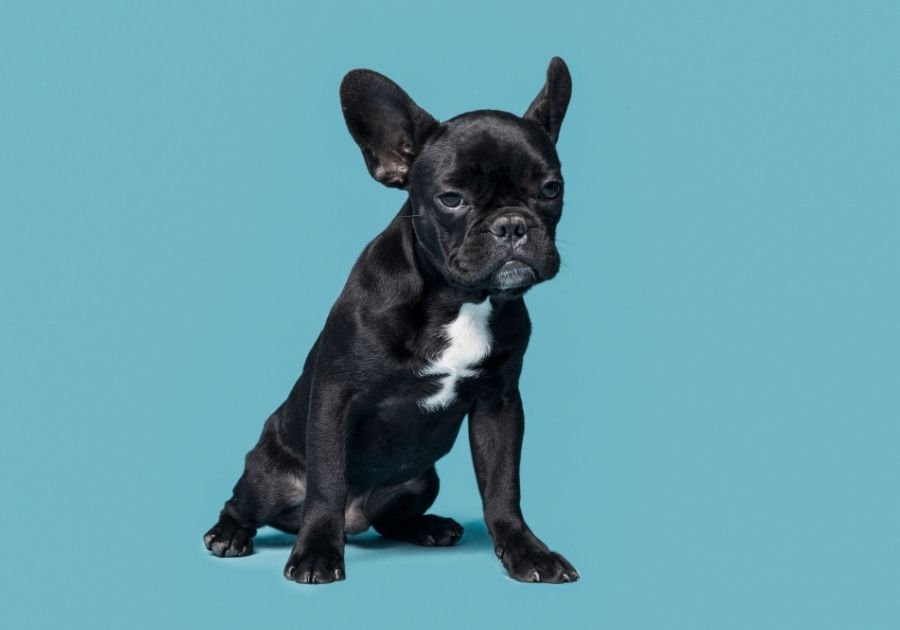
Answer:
341, 58, 572, 299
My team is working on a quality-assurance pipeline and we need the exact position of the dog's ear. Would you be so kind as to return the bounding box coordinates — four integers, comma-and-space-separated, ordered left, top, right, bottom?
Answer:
340, 70, 438, 188
524, 57, 572, 144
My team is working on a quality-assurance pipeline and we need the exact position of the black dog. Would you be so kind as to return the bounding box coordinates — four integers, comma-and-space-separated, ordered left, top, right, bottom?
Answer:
204, 57, 578, 584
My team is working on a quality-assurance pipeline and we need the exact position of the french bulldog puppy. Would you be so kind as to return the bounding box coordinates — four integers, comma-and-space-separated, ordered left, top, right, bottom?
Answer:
204, 57, 578, 585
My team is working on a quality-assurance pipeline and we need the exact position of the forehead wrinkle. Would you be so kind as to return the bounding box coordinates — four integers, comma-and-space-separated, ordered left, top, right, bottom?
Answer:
450, 137, 552, 186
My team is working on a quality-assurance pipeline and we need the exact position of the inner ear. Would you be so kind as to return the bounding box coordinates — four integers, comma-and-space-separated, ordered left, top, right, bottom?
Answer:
340, 70, 438, 188
524, 57, 572, 144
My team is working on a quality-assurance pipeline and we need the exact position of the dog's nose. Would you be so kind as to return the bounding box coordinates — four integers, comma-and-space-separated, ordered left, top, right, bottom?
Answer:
489, 213, 529, 246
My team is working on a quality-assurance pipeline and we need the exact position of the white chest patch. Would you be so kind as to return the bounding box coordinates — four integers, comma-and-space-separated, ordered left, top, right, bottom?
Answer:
419, 299, 493, 412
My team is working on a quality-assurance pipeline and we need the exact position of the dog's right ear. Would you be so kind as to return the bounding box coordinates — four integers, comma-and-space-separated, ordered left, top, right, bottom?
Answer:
340, 70, 438, 188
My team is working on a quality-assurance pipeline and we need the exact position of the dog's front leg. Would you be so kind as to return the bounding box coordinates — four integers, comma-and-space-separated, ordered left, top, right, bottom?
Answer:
468, 388, 579, 583
283, 380, 355, 585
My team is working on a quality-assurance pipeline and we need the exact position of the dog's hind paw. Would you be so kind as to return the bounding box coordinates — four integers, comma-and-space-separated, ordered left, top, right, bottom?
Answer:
203, 516, 256, 558
375, 514, 464, 547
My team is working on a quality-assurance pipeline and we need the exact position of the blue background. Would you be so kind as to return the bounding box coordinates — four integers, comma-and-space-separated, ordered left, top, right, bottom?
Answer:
2, 1, 898, 628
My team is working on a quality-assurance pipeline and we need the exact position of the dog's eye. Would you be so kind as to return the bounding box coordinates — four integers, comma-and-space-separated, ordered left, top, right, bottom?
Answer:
437, 193, 464, 209
541, 182, 562, 199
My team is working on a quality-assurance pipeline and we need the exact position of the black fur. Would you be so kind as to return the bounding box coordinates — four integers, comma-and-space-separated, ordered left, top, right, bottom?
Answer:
204, 57, 579, 585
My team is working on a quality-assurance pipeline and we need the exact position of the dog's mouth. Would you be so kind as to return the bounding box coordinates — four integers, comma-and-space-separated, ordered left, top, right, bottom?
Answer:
485, 260, 539, 299
491, 260, 537, 290
444, 256, 544, 297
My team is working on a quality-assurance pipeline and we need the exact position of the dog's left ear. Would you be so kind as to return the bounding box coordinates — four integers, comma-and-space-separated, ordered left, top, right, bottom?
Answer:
524, 57, 572, 144
340, 69, 438, 188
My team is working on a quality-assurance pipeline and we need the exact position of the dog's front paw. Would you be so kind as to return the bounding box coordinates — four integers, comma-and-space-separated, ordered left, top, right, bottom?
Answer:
496, 534, 579, 584
284, 541, 345, 585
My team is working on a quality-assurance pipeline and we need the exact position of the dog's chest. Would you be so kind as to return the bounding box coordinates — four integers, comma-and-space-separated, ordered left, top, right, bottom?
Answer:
418, 299, 493, 411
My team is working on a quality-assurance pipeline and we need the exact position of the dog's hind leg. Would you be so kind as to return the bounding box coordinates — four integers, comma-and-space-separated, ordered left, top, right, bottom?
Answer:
267, 504, 305, 535
365, 467, 463, 546
204, 410, 307, 557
